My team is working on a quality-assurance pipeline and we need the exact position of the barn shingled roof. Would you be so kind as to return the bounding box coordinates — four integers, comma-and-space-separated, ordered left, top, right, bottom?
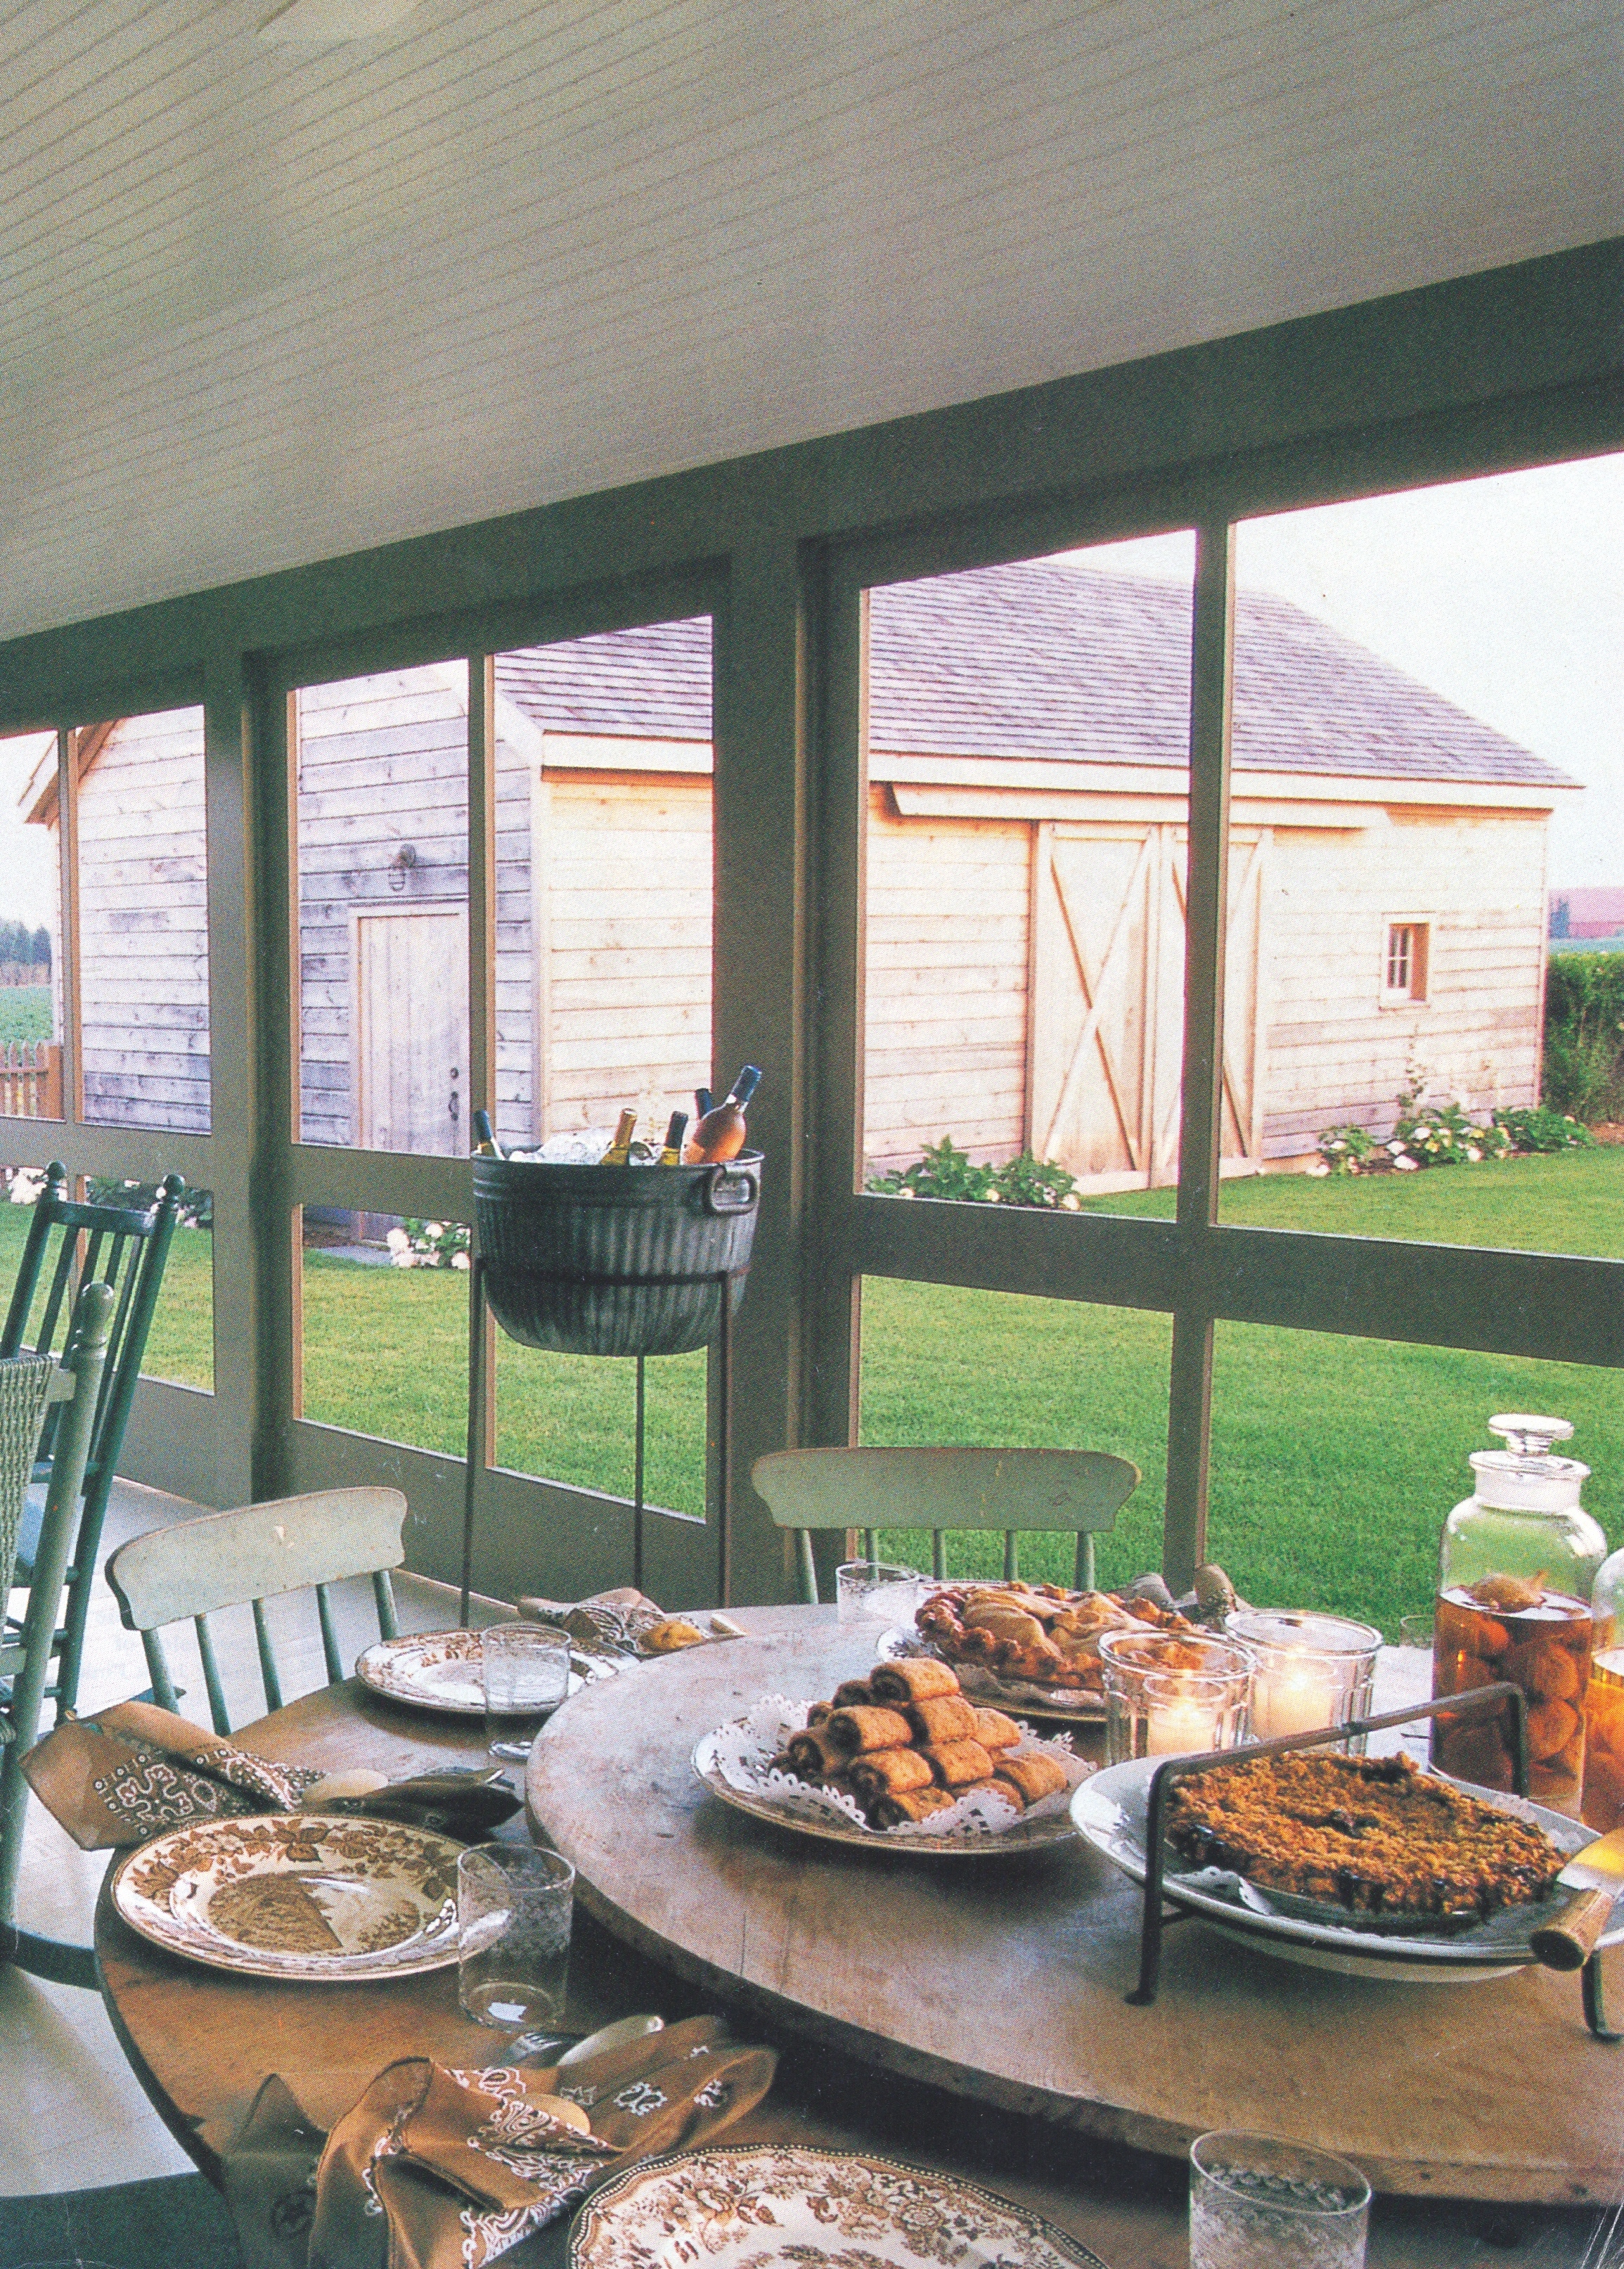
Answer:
495, 557, 1574, 791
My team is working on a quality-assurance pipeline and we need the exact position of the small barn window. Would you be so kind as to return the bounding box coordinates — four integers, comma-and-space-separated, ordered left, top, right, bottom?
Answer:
1382, 919, 1430, 1004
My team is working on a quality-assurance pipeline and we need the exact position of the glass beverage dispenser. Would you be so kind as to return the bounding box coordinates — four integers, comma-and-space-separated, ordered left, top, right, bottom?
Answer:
1432, 1415, 1602, 1815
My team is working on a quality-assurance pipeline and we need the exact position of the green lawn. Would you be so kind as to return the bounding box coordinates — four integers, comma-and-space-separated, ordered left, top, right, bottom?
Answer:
0, 986, 53, 1046
3, 1151, 1620, 1633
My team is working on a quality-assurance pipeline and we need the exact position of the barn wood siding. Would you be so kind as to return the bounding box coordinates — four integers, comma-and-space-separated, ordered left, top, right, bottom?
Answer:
77, 705, 211, 1134
863, 786, 1029, 1174
1260, 809, 1546, 1161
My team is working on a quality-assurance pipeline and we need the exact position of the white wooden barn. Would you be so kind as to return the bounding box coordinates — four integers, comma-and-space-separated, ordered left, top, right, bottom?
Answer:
24, 560, 1575, 1188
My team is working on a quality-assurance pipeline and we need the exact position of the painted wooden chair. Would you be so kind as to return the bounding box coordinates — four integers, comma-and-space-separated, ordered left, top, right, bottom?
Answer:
104, 1486, 408, 1735
2, 1163, 186, 1718
1, 1282, 114, 1980
751, 1446, 1141, 1605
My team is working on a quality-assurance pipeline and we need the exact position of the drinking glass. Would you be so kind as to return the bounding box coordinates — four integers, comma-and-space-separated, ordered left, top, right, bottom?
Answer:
1098, 1631, 1252, 1765
1190, 2133, 1370, 2269
836, 1560, 927, 1626
483, 1623, 572, 1765
457, 1844, 574, 2031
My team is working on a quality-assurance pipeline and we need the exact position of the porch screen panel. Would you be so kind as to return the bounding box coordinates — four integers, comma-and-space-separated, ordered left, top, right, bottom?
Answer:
858, 1278, 1172, 1593
489, 617, 714, 1521
299, 1207, 468, 1455
0, 733, 61, 1123
861, 541, 1194, 1214
74, 707, 211, 1133
294, 662, 470, 1155
1218, 456, 1623, 1259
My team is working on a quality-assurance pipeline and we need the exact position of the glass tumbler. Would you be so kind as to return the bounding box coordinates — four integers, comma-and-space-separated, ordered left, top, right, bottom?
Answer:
836, 1560, 927, 1626
1098, 1632, 1253, 1765
483, 1623, 572, 1766
1190, 2133, 1370, 2269
457, 1844, 574, 2031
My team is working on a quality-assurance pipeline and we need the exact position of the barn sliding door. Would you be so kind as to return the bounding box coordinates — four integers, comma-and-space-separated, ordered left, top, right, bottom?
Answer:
1029, 821, 1268, 1190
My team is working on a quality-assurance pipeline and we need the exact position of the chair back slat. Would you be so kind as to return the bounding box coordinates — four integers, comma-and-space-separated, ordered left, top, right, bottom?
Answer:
194, 1614, 231, 1735
752, 1447, 1140, 1607
140, 1628, 180, 1716
316, 1583, 344, 1685
372, 1569, 399, 1640
252, 1599, 284, 1714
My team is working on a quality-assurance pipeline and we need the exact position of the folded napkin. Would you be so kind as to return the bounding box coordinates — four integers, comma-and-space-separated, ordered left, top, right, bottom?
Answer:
223, 2013, 778, 2269
515, 1586, 666, 1657
21, 1699, 520, 1849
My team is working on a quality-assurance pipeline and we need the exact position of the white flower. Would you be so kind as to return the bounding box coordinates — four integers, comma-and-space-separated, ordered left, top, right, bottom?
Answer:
385, 1227, 411, 1253
1060, 1191, 1082, 1211
1393, 1154, 1420, 1171
451, 1249, 470, 1270
896, 1185, 916, 1198
391, 1249, 415, 1267
984, 1188, 1001, 1202
1306, 1161, 1332, 1178
1466, 1146, 1482, 1162
8, 1169, 44, 1204
1387, 1140, 1406, 1157
423, 1222, 445, 1241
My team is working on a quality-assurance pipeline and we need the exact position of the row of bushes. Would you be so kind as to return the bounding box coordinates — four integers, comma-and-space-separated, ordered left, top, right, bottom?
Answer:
1544, 951, 1624, 1123
1316, 1101, 1590, 1177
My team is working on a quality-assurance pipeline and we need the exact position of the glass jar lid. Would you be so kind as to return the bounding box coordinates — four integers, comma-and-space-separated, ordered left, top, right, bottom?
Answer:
1468, 1413, 1589, 1510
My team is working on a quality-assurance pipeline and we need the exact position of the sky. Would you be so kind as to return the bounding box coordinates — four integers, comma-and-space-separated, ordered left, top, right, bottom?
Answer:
3, 449, 1619, 934
1081, 450, 1624, 894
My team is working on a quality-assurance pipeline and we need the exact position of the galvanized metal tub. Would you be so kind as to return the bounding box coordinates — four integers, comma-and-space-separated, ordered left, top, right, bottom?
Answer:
472, 1151, 762, 1358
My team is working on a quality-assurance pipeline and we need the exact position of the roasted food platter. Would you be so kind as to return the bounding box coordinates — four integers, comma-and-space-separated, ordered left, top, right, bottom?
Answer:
1073, 1756, 1624, 1981
891, 1576, 1209, 1722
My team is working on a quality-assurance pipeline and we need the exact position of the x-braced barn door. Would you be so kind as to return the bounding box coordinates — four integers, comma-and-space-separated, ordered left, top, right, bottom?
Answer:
1028, 823, 1270, 1191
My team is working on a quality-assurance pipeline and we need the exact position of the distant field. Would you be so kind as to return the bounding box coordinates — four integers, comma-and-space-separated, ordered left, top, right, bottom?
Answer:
0, 986, 52, 1046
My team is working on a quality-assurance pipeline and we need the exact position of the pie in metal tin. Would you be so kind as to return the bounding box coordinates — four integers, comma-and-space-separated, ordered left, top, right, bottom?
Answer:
569, 2147, 1111, 2269
1073, 1756, 1624, 1982
110, 1813, 463, 1980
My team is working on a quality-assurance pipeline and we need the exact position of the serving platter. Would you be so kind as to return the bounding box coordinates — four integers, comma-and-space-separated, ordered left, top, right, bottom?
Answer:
876, 1627, 1105, 1723
355, 1627, 600, 1716
570, 2147, 1111, 2269
1072, 1757, 1624, 1982
110, 1813, 463, 1980
692, 1714, 1087, 1858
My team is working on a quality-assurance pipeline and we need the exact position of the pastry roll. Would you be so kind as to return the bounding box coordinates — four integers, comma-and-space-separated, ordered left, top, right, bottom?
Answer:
831, 1679, 875, 1708
907, 1695, 979, 1746
992, 1752, 1068, 1807
806, 1700, 834, 1725
921, 1738, 994, 1788
871, 1785, 957, 1827
848, 1746, 934, 1800
826, 1705, 913, 1756
972, 1707, 1022, 1751
869, 1658, 961, 1705
786, 1727, 846, 1780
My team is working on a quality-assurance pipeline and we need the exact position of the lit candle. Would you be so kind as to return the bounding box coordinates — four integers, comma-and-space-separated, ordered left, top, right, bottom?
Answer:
1145, 1685, 1222, 1756
1252, 1658, 1339, 1741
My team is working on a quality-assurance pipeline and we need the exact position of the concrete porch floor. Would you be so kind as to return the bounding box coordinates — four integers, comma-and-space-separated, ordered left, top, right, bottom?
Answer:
1, 1475, 511, 2196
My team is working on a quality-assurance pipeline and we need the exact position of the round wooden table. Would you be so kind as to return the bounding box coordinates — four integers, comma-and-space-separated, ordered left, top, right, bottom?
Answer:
525, 1606, 1624, 2209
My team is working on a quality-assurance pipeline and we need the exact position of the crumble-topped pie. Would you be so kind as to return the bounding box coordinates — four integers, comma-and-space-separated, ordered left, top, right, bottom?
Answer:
1164, 1750, 1564, 1920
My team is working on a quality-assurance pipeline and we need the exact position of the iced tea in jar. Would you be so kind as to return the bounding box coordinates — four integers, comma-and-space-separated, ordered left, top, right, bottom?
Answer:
1433, 1415, 1602, 1816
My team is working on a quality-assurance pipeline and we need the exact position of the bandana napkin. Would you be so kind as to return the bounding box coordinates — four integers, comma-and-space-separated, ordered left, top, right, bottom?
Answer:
223, 2014, 777, 2269
20, 1700, 520, 1849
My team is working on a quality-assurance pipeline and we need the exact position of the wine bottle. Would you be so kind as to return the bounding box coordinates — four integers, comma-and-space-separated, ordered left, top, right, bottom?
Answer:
658, 1111, 690, 1166
471, 1109, 503, 1159
603, 1108, 638, 1165
685, 1066, 761, 1164
695, 1088, 714, 1120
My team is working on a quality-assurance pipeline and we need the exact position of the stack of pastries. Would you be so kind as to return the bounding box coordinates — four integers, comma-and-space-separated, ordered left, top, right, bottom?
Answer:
768, 1657, 1068, 1828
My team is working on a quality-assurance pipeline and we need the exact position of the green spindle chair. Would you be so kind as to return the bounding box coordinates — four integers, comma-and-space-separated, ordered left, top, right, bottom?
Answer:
104, 1487, 408, 1735
751, 1446, 1141, 1605
1, 1281, 114, 1982
2, 1163, 186, 1718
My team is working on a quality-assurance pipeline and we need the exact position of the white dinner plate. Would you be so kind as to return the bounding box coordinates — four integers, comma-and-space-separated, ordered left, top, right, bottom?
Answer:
570, 2147, 1111, 2269
355, 1627, 598, 1716
1072, 1756, 1624, 1982
110, 1813, 464, 1981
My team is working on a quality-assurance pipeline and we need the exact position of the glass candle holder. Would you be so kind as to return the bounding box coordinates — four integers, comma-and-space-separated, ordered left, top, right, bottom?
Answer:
1225, 1610, 1381, 1749
1099, 1631, 1253, 1764
835, 1560, 927, 1626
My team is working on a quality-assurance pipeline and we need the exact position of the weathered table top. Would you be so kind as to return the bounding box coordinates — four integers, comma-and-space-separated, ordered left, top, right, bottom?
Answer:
525, 1606, 1624, 2211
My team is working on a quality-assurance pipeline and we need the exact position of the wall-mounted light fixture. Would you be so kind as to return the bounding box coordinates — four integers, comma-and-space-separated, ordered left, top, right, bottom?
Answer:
387, 844, 419, 892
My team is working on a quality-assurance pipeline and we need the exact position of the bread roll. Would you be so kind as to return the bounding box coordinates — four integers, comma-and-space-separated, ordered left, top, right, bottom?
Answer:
831, 1679, 875, 1708
868, 1658, 961, 1705
992, 1752, 1068, 1807
826, 1705, 913, 1756
921, 1739, 995, 1788
871, 1785, 957, 1827
972, 1708, 1022, 1751
848, 1746, 934, 1799
786, 1727, 846, 1780
908, 1695, 979, 1746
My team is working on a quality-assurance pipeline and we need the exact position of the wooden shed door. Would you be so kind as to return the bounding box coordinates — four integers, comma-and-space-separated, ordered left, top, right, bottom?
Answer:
1029, 823, 1268, 1190
355, 906, 469, 1155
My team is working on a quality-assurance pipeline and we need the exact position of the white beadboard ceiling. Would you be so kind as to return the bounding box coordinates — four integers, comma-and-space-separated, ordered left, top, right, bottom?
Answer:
1, 0, 1619, 644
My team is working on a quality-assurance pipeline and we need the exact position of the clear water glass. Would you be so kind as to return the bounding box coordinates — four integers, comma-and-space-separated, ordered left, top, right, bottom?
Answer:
836, 1560, 927, 1626
457, 1844, 574, 2031
483, 1622, 572, 1763
1190, 2132, 1370, 2269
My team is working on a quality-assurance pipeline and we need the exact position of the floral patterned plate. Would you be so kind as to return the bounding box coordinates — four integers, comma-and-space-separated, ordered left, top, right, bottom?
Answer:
569, 2147, 1111, 2269
110, 1813, 464, 1980
355, 1627, 596, 1716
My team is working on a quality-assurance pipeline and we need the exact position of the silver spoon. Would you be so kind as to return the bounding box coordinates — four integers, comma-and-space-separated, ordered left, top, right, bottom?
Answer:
509, 2011, 664, 2067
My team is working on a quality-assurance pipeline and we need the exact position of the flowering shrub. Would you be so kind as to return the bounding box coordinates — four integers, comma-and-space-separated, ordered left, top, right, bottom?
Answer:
1389, 1096, 1511, 1168
866, 1136, 1083, 1210
387, 1219, 471, 1269
1312, 1126, 1379, 1177
1316, 1087, 1597, 1178
1492, 1105, 1594, 1154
